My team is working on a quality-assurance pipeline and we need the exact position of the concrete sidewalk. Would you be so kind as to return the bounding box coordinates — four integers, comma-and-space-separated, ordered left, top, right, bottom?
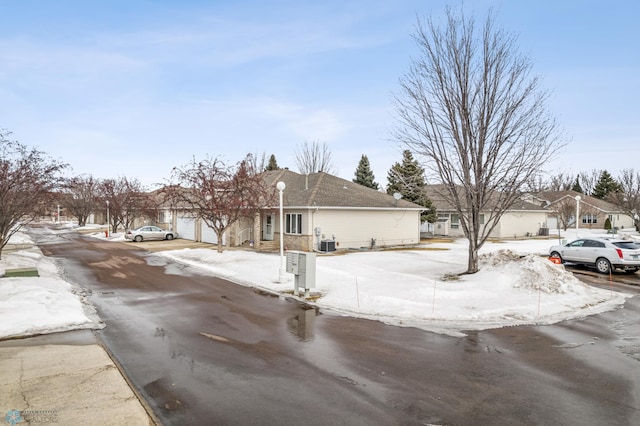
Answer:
1, 343, 155, 425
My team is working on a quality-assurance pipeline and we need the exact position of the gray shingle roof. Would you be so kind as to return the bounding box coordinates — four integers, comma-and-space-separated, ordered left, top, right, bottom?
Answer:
262, 169, 423, 209
425, 184, 547, 212
535, 190, 622, 212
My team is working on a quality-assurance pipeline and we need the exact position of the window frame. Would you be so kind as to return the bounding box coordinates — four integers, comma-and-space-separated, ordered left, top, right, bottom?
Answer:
285, 213, 302, 235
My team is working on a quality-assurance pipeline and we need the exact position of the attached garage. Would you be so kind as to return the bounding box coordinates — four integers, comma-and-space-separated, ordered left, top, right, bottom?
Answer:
176, 215, 196, 241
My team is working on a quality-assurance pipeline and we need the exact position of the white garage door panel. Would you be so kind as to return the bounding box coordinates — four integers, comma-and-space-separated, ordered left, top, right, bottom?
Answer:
201, 223, 224, 245
176, 216, 196, 241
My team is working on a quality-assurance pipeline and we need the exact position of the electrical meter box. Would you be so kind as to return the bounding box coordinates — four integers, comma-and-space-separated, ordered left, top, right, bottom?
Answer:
286, 251, 316, 296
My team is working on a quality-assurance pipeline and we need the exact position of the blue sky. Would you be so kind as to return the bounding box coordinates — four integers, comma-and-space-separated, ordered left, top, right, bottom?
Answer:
1, 0, 638, 188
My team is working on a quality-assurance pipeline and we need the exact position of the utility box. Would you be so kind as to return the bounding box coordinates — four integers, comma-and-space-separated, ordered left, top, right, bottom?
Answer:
319, 239, 336, 252
286, 251, 316, 296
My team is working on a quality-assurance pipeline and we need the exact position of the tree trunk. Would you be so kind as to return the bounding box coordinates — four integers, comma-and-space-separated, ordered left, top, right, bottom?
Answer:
467, 240, 479, 274
216, 230, 224, 253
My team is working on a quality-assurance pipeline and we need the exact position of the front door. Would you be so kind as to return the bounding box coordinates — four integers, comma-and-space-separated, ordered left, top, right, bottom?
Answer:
262, 214, 275, 241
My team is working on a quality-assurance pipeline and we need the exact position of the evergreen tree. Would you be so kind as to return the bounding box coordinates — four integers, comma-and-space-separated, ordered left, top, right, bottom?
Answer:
571, 175, 583, 193
592, 170, 622, 199
266, 154, 279, 171
353, 154, 379, 190
386, 150, 436, 223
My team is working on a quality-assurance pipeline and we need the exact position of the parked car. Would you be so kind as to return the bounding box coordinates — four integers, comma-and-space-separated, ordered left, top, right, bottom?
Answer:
124, 226, 177, 242
549, 237, 640, 274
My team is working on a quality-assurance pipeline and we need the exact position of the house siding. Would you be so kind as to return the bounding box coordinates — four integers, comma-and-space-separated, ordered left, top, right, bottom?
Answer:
494, 211, 548, 238
312, 209, 420, 250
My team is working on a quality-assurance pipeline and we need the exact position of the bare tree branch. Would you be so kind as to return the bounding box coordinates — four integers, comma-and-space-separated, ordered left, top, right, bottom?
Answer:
0, 129, 68, 258
167, 154, 275, 252
393, 8, 562, 273
294, 140, 336, 174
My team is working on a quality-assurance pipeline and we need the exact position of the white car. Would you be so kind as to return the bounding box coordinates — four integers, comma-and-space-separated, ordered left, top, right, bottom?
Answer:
124, 226, 178, 242
549, 237, 640, 274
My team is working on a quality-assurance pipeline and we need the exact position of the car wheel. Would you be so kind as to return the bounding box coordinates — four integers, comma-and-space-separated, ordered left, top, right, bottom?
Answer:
595, 257, 611, 274
134, 235, 143, 243
166, 234, 174, 240
550, 251, 563, 262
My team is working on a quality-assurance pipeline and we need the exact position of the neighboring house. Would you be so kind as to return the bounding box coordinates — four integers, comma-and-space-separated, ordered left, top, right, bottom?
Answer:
425, 185, 549, 238
524, 190, 634, 231
171, 169, 425, 252
253, 170, 425, 252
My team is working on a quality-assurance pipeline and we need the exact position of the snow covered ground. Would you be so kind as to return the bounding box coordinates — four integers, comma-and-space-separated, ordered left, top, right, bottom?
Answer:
0, 225, 635, 339
0, 230, 102, 339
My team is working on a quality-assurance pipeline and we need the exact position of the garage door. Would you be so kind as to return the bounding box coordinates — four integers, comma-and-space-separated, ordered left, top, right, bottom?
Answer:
176, 215, 196, 241
201, 222, 224, 245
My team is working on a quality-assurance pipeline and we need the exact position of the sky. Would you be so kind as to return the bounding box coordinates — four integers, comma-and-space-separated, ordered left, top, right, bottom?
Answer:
0, 1, 638, 189
1, 225, 634, 339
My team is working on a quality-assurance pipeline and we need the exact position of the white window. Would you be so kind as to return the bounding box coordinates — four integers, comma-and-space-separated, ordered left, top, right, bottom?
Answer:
285, 213, 302, 234
157, 210, 170, 223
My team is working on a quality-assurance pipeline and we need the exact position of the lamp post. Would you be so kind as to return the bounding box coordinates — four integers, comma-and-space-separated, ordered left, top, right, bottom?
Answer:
277, 181, 286, 283
57, 205, 60, 223
106, 200, 110, 237
575, 195, 581, 234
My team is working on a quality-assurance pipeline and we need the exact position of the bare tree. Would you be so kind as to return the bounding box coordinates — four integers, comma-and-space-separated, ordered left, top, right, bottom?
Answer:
393, 8, 561, 273
549, 198, 576, 231
578, 169, 600, 196
99, 177, 151, 233
0, 130, 67, 258
294, 140, 336, 175
547, 173, 574, 192
608, 168, 640, 230
168, 154, 274, 253
60, 174, 100, 227
521, 173, 548, 193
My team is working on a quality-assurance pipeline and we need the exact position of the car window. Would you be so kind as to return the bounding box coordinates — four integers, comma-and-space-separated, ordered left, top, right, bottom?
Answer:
568, 240, 585, 247
613, 241, 638, 250
593, 241, 606, 248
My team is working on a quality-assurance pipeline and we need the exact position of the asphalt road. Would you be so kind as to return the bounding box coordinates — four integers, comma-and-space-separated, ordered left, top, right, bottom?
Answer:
36, 230, 640, 425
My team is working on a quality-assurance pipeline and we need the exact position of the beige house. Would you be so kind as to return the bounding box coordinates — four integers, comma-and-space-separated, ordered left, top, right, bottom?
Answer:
169, 170, 425, 252
252, 170, 424, 251
425, 185, 549, 238
525, 190, 634, 231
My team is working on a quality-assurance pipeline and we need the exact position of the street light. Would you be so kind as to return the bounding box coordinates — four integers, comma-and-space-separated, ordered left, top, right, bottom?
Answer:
106, 200, 110, 238
277, 181, 286, 283
575, 195, 581, 234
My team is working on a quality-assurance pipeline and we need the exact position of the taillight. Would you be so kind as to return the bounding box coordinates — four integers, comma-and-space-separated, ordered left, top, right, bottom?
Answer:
615, 248, 623, 259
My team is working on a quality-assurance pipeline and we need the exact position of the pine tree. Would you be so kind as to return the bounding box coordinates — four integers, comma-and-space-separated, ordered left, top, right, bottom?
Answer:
386, 150, 436, 222
571, 175, 583, 193
266, 154, 279, 171
353, 154, 379, 190
592, 170, 622, 199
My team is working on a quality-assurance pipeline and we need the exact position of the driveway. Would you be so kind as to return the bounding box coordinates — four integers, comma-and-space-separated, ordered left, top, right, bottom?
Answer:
39, 231, 640, 425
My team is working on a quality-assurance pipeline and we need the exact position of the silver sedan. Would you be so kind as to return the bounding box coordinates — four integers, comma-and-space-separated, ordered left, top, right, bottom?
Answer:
124, 226, 178, 242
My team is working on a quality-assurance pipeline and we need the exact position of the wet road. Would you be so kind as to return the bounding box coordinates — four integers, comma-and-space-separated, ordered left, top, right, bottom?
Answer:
37, 230, 640, 425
